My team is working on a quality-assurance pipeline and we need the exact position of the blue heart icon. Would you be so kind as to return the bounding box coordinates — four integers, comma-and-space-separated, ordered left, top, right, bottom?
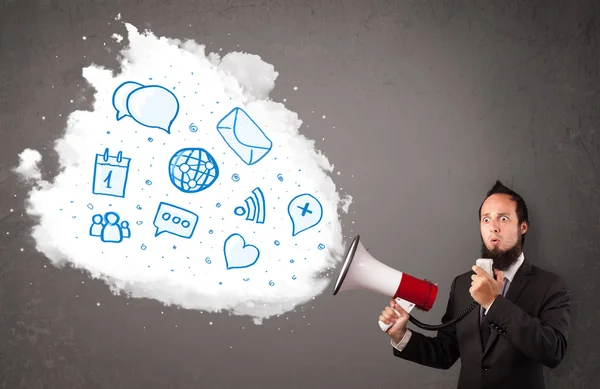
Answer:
223, 233, 260, 270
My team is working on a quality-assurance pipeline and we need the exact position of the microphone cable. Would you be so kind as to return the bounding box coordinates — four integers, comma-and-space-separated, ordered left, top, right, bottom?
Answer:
408, 301, 479, 331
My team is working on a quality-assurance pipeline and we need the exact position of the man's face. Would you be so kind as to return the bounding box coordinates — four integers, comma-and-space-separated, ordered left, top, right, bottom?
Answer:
479, 193, 528, 270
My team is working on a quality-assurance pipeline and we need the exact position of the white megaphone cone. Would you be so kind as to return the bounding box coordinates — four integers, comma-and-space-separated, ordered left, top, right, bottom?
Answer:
333, 235, 439, 332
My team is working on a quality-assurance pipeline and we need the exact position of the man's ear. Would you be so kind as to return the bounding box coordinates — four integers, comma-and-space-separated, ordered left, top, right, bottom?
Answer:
520, 221, 528, 235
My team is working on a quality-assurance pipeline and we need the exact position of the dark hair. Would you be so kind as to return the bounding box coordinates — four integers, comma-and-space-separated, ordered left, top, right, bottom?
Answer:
479, 180, 529, 244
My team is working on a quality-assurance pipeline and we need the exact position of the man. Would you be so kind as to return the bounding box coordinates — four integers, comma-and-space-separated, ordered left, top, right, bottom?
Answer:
379, 180, 571, 389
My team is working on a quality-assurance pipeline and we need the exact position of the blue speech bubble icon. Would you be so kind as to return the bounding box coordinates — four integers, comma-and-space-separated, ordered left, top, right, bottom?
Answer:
287, 193, 323, 236
127, 85, 179, 134
153, 202, 198, 239
111, 81, 179, 134
112, 81, 143, 120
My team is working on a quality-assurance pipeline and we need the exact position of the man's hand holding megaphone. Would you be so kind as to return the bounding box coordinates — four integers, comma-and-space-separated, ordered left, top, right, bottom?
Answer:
379, 299, 411, 344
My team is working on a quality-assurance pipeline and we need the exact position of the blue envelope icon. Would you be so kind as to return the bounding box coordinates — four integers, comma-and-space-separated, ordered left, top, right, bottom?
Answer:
216, 107, 273, 165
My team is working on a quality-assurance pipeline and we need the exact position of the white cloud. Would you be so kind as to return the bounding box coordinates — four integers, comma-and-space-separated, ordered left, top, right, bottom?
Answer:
13, 148, 42, 180
17, 22, 352, 325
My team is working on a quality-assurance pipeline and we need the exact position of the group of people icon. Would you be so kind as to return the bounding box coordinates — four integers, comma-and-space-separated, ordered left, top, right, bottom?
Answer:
90, 212, 131, 243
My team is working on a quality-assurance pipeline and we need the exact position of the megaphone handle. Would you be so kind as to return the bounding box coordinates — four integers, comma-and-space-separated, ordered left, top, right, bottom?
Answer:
378, 312, 397, 332
379, 297, 416, 333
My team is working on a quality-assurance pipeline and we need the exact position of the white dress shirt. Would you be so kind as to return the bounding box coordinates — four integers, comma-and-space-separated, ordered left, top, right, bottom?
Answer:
391, 252, 525, 351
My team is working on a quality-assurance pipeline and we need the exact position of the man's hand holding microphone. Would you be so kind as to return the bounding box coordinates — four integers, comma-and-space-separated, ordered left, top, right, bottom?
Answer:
378, 264, 503, 344
379, 299, 411, 343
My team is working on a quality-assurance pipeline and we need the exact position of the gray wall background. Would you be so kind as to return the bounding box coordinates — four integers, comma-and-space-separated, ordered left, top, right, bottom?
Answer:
1, 0, 599, 388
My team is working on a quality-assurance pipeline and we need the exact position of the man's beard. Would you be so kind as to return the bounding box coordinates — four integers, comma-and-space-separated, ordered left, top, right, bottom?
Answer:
480, 233, 523, 271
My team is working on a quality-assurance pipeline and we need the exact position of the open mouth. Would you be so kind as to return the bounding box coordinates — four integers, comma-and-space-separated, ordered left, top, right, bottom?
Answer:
490, 238, 500, 245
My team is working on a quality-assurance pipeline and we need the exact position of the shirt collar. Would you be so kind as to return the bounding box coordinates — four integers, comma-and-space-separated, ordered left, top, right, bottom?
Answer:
501, 252, 525, 282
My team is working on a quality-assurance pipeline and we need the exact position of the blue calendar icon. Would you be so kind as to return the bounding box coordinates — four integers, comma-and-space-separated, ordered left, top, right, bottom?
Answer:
92, 148, 131, 198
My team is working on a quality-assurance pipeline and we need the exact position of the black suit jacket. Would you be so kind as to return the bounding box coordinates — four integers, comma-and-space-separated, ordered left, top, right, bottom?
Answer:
393, 257, 571, 389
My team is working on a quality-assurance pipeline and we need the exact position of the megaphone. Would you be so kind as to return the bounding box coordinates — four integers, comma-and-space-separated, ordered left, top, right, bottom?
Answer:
333, 235, 478, 331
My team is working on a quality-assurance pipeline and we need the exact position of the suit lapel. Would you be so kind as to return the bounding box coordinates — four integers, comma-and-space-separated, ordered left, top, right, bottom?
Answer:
482, 258, 532, 357
475, 303, 485, 355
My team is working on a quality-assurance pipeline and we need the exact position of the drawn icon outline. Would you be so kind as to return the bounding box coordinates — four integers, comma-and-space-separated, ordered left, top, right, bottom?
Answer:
90, 211, 131, 243
288, 193, 323, 236
216, 107, 272, 165
153, 202, 199, 239
92, 148, 131, 198
223, 233, 260, 270
234, 187, 266, 224
168, 147, 220, 193
112, 81, 179, 134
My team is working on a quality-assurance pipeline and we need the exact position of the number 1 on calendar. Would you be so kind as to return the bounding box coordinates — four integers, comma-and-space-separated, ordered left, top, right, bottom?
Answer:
103, 171, 113, 189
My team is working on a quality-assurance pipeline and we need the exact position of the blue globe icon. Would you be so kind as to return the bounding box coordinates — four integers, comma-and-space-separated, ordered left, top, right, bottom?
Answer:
168, 148, 219, 193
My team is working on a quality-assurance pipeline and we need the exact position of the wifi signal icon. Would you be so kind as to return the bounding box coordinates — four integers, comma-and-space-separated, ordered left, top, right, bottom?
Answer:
234, 187, 266, 224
